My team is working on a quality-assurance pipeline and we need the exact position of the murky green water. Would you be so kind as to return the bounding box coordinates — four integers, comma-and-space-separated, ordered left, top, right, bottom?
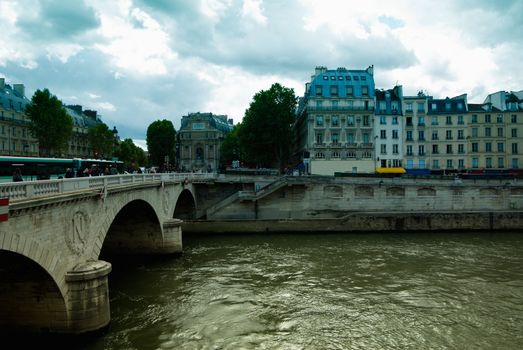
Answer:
22, 232, 523, 349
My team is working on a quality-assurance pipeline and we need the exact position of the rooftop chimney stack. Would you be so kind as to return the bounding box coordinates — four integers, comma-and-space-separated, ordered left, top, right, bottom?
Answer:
13, 84, 25, 97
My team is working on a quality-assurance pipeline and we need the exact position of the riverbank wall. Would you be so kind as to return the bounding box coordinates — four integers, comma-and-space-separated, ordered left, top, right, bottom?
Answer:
187, 175, 523, 233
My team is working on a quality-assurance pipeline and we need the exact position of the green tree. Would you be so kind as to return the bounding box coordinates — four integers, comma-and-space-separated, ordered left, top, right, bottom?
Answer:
238, 83, 297, 171
115, 138, 147, 170
88, 123, 115, 159
26, 88, 73, 156
219, 124, 241, 168
146, 119, 176, 169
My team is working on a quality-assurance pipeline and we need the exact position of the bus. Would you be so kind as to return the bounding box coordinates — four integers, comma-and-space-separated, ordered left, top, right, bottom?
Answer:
0, 156, 124, 182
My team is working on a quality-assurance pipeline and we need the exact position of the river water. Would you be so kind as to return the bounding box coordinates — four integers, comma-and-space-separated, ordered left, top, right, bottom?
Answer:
26, 232, 523, 349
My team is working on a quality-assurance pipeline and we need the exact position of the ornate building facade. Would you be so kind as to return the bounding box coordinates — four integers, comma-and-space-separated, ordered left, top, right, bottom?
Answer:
0, 79, 39, 156
294, 66, 376, 175
177, 112, 233, 172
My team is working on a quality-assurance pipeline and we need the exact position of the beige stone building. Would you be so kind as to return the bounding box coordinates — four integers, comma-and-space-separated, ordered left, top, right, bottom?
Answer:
177, 112, 233, 172
401, 92, 429, 170
425, 94, 468, 173
467, 90, 523, 171
64, 105, 109, 158
0, 79, 39, 156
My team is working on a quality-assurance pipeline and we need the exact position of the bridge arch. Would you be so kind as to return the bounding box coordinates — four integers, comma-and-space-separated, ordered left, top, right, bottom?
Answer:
174, 188, 196, 220
99, 199, 163, 257
0, 250, 68, 333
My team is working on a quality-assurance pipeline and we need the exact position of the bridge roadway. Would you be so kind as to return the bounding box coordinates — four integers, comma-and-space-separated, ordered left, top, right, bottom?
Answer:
0, 172, 216, 335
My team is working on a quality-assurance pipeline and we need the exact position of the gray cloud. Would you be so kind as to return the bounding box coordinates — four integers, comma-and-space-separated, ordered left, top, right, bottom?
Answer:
17, 0, 100, 41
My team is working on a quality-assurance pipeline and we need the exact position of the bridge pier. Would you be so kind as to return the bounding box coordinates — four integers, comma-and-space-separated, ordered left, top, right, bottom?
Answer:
160, 219, 183, 254
64, 260, 112, 334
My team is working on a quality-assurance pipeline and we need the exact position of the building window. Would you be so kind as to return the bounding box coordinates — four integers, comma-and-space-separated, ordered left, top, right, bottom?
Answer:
512, 143, 518, 154
418, 116, 425, 126
458, 144, 465, 153
330, 85, 338, 96
323, 76, 328, 80
472, 158, 479, 168
380, 144, 387, 154
392, 116, 398, 125
346, 85, 353, 96
406, 145, 413, 156
315, 85, 323, 96
419, 145, 425, 156
432, 144, 439, 154
447, 159, 453, 168
512, 158, 518, 168
485, 142, 492, 152
472, 128, 478, 137
446, 130, 452, 140
431, 116, 439, 125
406, 103, 413, 111
361, 86, 368, 96
485, 114, 491, 123
362, 133, 370, 143
472, 143, 479, 152
316, 133, 323, 144
446, 116, 452, 125
457, 102, 463, 110
332, 116, 339, 126
316, 116, 324, 126
347, 133, 354, 144
347, 115, 354, 126
393, 144, 399, 154
433, 159, 439, 169
331, 133, 339, 144
406, 131, 413, 141
458, 130, 464, 139
497, 114, 503, 123
511, 115, 517, 123
485, 127, 491, 137
471, 114, 478, 123
363, 115, 370, 126
445, 102, 451, 111
380, 116, 386, 124
498, 157, 504, 168
417, 103, 425, 112
458, 159, 465, 168
380, 130, 386, 139
457, 115, 464, 125
497, 142, 504, 152
486, 157, 492, 168
497, 128, 504, 137
418, 130, 425, 141
512, 128, 518, 137
392, 130, 398, 139
446, 144, 453, 154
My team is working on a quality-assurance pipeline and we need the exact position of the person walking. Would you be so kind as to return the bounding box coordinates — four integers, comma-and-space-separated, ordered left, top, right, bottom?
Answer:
12, 168, 23, 182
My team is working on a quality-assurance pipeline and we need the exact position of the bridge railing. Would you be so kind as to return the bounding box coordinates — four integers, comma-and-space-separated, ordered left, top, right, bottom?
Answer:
0, 172, 217, 202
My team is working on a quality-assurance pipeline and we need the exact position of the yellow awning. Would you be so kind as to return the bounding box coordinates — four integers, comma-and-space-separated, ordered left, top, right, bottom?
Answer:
375, 167, 406, 174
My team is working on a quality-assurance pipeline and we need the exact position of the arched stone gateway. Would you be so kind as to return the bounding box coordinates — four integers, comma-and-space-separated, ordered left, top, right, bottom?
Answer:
0, 173, 212, 334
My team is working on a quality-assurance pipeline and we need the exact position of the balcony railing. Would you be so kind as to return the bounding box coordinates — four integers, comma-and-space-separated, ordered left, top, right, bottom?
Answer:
307, 106, 375, 112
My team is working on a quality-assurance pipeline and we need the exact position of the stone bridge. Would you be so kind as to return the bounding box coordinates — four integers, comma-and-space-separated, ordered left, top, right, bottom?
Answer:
0, 173, 215, 334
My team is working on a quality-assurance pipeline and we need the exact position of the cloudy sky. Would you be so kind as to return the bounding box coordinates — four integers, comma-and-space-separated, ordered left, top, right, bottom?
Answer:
1, 0, 522, 149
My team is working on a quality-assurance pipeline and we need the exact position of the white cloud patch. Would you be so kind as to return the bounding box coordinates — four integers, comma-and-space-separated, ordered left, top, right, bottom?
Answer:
241, 0, 267, 25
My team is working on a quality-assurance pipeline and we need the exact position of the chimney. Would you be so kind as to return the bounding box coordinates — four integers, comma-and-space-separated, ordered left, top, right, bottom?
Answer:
366, 65, 374, 76
13, 84, 25, 97
84, 109, 97, 119
0, 78, 4, 90
228, 118, 234, 125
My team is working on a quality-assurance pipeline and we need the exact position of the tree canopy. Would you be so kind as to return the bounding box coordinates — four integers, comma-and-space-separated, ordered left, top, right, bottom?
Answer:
115, 138, 147, 170
26, 88, 73, 156
146, 119, 176, 169
88, 123, 115, 159
238, 83, 297, 171
219, 124, 241, 168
